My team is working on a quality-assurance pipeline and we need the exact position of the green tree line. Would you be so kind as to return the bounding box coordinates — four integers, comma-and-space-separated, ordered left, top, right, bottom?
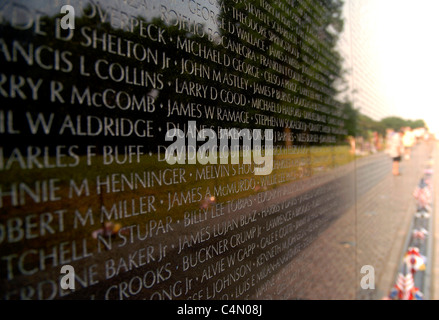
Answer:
343, 102, 427, 138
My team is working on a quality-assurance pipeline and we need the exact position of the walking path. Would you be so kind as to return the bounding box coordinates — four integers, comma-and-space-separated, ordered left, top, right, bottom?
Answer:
357, 140, 435, 299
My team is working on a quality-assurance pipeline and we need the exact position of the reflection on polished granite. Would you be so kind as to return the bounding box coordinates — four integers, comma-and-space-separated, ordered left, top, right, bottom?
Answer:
0, 0, 389, 300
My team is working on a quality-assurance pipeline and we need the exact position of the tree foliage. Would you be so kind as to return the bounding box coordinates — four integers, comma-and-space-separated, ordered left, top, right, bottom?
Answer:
343, 105, 427, 138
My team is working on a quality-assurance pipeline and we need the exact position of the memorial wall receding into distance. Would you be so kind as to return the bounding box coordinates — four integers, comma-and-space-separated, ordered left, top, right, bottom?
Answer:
0, 0, 363, 300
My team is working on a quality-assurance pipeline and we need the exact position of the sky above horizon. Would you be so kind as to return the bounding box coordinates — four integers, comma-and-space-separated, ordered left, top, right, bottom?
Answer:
357, 0, 439, 132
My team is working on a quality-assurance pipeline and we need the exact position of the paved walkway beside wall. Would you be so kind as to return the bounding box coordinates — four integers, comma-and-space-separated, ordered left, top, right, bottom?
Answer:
354, 140, 435, 299
357, 141, 436, 299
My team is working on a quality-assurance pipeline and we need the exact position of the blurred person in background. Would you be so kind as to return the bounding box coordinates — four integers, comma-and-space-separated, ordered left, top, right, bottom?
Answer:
402, 127, 416, 160
385, 128, 394, 155
388, 129, 404, 176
